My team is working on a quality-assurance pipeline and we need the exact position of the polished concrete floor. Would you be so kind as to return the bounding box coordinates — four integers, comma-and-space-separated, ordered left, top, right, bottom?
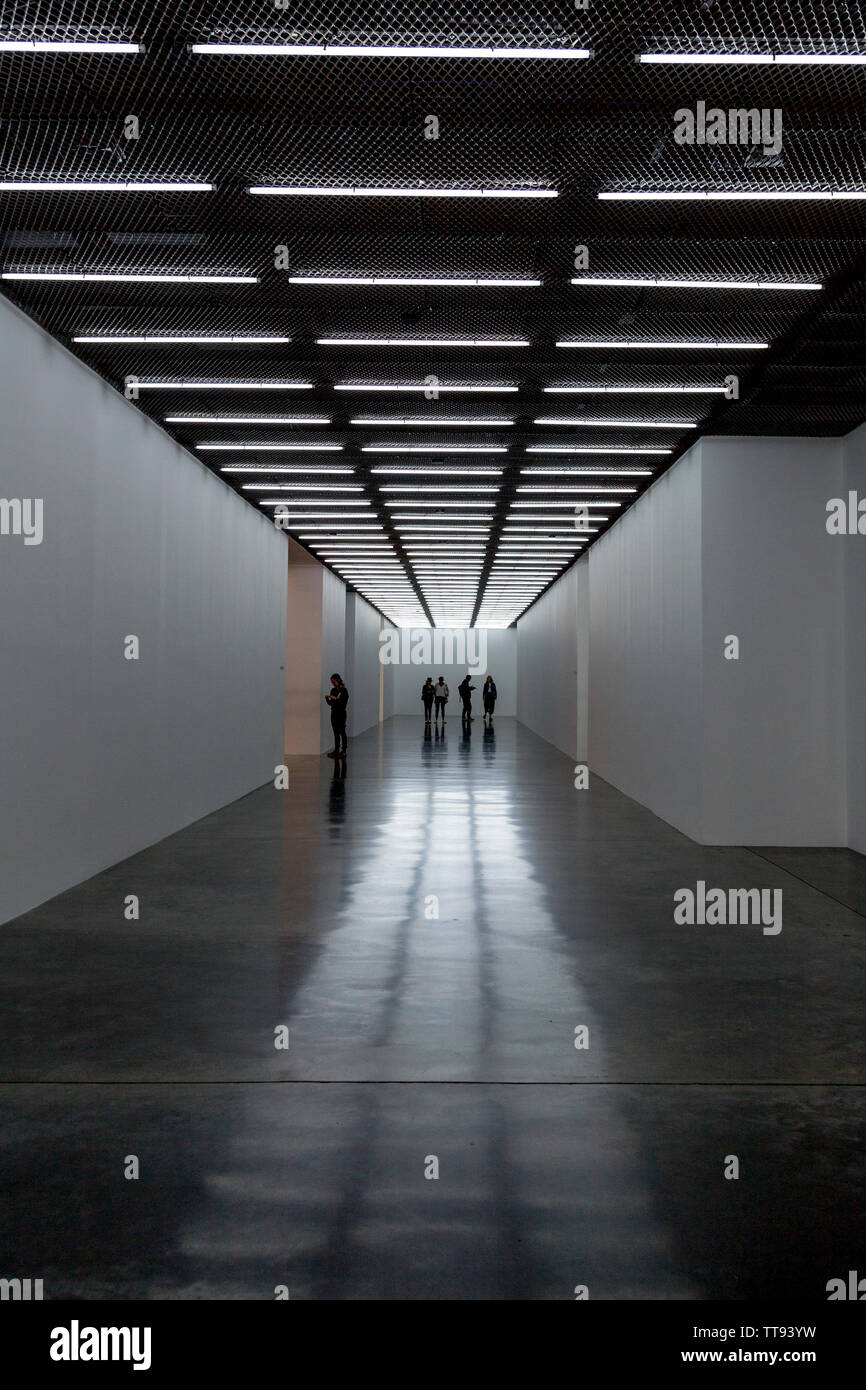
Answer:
1, 717, 865, 1298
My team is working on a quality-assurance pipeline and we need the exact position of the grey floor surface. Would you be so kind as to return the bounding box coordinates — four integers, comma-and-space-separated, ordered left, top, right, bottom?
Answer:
1, 717, 864, 1299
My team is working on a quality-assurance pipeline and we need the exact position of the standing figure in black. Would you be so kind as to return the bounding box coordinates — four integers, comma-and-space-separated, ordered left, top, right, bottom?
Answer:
421, 676, 435, 726
458, 673, 476, 722
482, 675, 498, 726
325, 672, 349, 759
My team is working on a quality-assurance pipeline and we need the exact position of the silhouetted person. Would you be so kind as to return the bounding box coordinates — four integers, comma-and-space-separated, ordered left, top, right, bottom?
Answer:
325, 672, 349, 758
458, 674, 475, 721
482, 675, 497, 725
434, 675, 449, 725
422, 676, 435, 725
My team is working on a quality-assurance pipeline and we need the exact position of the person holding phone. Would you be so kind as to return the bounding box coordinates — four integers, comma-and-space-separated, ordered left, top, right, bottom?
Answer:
325, 673, 349, 758
458, 674, 475, 722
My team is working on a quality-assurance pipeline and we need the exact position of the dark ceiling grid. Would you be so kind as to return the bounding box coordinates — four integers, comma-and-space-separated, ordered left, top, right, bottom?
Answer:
1, 1, 865, 627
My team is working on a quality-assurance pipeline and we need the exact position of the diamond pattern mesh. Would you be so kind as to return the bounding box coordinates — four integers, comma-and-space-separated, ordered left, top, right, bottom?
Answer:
2, 0, 865, 624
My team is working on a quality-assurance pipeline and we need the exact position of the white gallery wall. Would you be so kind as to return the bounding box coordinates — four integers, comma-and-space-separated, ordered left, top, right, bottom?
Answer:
345, 591, 382, 738
0, 294, 288, 926
700, 436, 846, 844
286, 541, 329, 756
589, 452, 704, 837
576, 555, 590, 762
286, 559, 386, 750
320, 567, 347, 752
387, 628, 517, 716
381, 621, 396, 721
582, 433, 855, 846
517, 556, 588, 761
843, 421, 866, 854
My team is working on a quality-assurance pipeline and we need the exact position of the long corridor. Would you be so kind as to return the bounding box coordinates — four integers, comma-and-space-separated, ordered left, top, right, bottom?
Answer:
2, 718, 865, 1299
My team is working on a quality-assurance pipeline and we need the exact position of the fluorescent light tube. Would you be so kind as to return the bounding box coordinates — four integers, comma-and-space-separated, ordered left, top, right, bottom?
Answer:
599, 190, 865, 203
371, 467, 503, 475
363, 446, 507, 454
639, 53, 773, 65
522, 466, 652, 475
238, 483, 362, 491
557, 337, 768, 349
291, 276, 540, 287
335, 383, 518, 392
74, 334, 287, 344
220, 465, 354, 474
518, 485, 636, 493
386, 497, 494, 503
570, 274, 821, 291
3, 271, 255, 283
192, 43, 589, 60
167, 415, 329, 424
252, 185, 555, 199
776, 53, 866, 65
247, 498, 372, 510
526, 446, 671, 455
2, 181, 212, 192
135, 381, 313, 390
196, 443, 342, 451
0, 40, 143, 53
351, 417, 513, 426
259, 510, 375, 518
319, 337, 529, 347
545, 385, 726, 394
533, 417, 695, 428
639, 51, 866, 67
378, 484, 499, 492
511, 508, 619, 514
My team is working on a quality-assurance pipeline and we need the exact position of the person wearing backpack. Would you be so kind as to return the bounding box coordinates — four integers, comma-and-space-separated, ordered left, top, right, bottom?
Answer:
434, 675, 449, 726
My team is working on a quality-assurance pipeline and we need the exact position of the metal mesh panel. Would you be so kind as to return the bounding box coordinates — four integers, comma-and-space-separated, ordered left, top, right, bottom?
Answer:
2, 0, 865, 623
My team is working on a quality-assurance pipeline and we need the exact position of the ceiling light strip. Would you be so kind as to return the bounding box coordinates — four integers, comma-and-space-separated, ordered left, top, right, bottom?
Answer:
192, 43, 590, 60
570, 275, 821, 291
557, 338, 768, 349
3, 271, 255, 283
599, 190, 866, 203
2, 181, 212, 192
251, 186, 556, 199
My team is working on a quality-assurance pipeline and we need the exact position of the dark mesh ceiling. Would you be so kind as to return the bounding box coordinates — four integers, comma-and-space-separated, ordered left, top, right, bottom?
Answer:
2, 0, 865, 625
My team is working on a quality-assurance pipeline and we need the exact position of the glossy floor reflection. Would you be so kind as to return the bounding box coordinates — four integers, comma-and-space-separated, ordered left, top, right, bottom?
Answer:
1, 718, 865, 1298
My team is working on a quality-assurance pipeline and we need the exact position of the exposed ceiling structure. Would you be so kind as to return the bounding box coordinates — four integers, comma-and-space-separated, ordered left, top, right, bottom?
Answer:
2, 1, 865, 628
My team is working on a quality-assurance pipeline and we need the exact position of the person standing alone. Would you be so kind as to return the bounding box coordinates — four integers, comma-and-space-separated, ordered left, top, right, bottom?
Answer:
325, 673, 349, 759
